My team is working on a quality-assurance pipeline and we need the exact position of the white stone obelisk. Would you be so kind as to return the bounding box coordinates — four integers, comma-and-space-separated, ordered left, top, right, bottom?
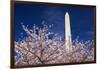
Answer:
65, 12, 72, 51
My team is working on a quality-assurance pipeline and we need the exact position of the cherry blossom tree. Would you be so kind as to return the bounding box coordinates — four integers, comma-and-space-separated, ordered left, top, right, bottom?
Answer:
14, 22, 94, 67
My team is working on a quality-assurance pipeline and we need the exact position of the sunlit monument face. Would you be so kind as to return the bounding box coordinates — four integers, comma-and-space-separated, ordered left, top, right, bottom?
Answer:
11, 1, 96, 68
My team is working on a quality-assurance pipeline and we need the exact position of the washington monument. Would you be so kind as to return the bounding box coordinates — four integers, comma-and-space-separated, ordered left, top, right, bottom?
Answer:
65, 12, 72, 51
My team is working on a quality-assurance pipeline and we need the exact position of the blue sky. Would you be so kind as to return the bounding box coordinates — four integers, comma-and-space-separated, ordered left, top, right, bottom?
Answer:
14, 2, 95, 42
